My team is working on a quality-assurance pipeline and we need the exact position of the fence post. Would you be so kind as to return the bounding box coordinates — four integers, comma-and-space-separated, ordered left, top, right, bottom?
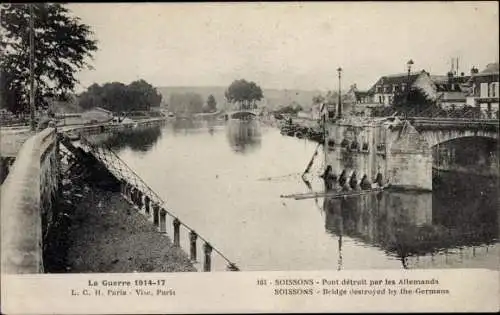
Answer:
173, 218, 180, 247
189, 231, 198, 261
153, 204, 159, 226
203, 242, 212, 272
159, 210, 167, 233
227, 263, 239, 271
144, 196, 150, 215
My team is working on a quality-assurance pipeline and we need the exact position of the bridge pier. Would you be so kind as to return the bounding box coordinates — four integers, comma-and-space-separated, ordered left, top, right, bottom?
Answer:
325, 120, 433, 191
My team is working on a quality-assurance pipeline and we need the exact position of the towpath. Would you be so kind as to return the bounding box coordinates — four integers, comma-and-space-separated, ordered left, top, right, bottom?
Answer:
62, 180, 195, 273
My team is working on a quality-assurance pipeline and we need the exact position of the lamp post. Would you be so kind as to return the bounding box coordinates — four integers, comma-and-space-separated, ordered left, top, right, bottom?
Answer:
406, 59, 414, 93
405, 59, 414, 118
337, 67, 342, 119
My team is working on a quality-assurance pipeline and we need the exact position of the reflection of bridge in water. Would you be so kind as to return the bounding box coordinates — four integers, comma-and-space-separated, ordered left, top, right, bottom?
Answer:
226, 119, 261, 153
323, 171, 499, 269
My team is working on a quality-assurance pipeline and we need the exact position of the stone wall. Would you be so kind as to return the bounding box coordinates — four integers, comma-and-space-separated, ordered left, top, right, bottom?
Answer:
324, 120, 433, 191
1, 128, 59, 274
325, 122, 391, 187
386, 124, 433, 190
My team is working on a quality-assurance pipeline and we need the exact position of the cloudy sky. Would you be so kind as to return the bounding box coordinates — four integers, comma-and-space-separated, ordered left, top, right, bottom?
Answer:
68, 2, 498, 92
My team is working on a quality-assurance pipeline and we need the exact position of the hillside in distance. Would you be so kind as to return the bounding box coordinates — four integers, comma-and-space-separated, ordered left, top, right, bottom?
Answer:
156, 86, 325, 111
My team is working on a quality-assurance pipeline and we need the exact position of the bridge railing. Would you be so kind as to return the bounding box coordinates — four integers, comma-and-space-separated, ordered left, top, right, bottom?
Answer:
78, 135, 240, 272
410, 117, 499, 123
1, 128, 58, 274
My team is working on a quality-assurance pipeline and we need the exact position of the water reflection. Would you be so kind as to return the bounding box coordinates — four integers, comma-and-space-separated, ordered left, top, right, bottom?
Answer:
99, 126, 163, 152
323, 171, 498, 268
172, 118, 225, 135
226, 120, 262, 154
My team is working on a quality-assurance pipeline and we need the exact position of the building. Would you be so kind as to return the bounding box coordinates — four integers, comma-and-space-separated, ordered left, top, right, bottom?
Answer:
467, 62, 499, 118
431, 71, 472, 110
344, 84, 373, 116
367, 70, 436, 106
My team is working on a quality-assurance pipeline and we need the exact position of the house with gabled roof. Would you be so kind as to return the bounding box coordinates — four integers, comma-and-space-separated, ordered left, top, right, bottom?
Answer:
343, 84, 375, 116
367, 70, 437, 106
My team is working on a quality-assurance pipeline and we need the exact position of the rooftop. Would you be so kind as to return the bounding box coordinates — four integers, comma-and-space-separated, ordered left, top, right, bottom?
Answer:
479, 62, 499, 75
368, 70, 428, 92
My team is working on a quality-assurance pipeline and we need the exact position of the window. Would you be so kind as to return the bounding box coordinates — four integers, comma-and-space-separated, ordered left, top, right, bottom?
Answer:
379, 96, 383, 103
376, 86, 382, 93
401, 83, 406, 91
480, 83, 488, 98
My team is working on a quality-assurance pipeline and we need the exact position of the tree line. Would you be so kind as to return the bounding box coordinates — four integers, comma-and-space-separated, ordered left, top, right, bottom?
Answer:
78, 79, 162, 112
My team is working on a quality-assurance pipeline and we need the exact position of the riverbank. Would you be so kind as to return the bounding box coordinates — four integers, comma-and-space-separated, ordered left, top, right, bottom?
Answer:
59, 174, 195, 273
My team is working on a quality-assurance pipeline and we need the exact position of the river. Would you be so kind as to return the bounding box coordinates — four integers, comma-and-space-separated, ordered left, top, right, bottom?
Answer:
91, 118, 499, 271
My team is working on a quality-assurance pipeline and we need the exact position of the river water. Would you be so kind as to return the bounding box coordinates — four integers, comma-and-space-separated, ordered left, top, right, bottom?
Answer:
93, 119, 499, 271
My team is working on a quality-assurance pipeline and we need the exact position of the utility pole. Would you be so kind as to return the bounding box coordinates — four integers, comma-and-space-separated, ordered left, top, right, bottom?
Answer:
337, 67, 342, 119
29, 4, 36, 131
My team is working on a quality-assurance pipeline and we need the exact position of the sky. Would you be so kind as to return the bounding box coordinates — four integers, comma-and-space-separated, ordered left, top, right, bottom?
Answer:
67, 2, 499, 92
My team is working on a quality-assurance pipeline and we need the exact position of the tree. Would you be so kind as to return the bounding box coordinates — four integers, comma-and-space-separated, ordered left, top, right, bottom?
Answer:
168, 92, 204, 114
392, 88, 437, 116
225, 79, 263, 110
127, 79, 162, 110
78, 83, 102, 110
78, 79, 162, 112
312, 94, 325, 106
206, 94, 217, 113
0, 4, 98, 113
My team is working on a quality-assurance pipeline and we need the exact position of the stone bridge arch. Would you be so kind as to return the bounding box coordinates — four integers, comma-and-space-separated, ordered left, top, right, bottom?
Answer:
420, 129, 498, 148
